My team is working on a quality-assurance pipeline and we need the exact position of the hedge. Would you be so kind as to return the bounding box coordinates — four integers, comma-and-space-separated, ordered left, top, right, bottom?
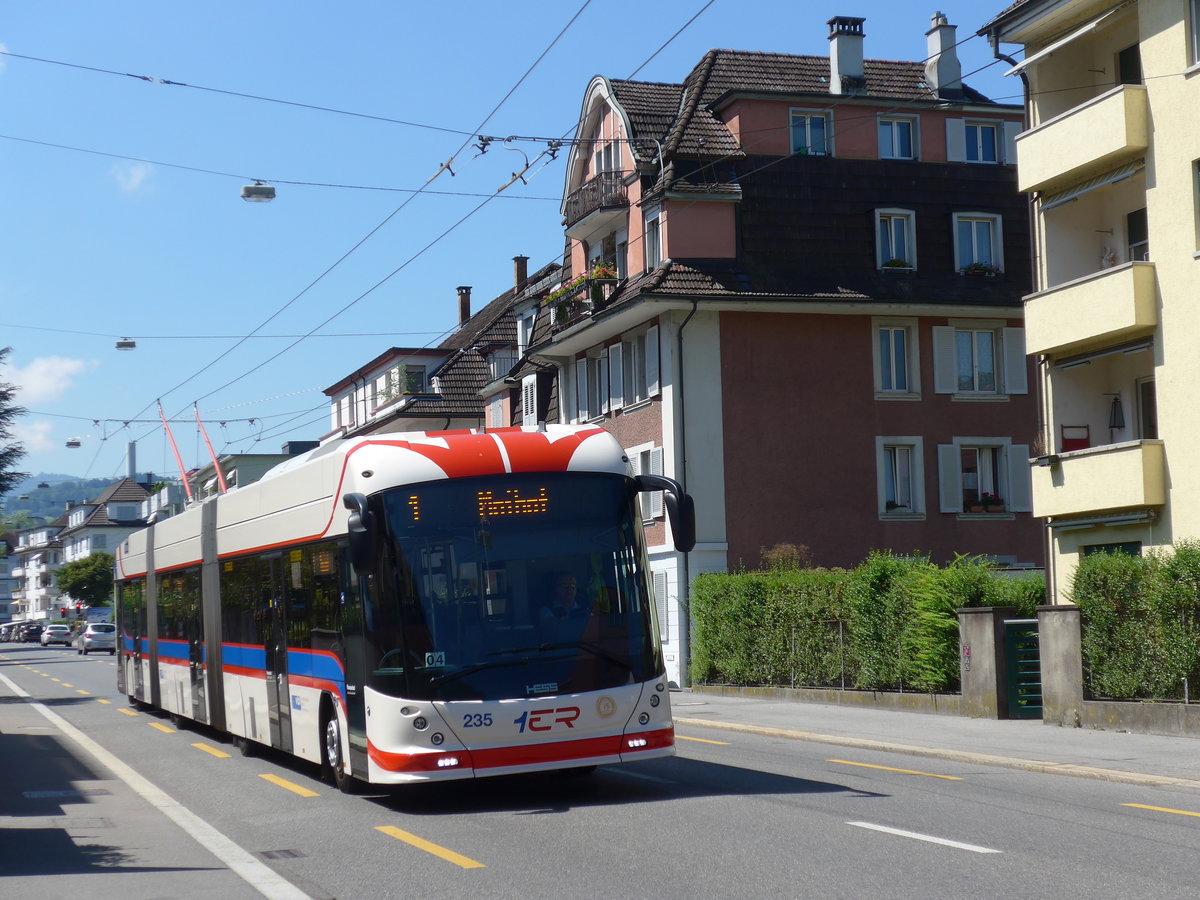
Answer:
691, 552, 1044, 692
1071, 542, 1200, 700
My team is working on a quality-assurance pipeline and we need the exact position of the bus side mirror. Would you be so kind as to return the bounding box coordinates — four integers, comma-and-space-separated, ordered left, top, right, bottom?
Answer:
635, 474, 696, 553
343, 493, 377, 574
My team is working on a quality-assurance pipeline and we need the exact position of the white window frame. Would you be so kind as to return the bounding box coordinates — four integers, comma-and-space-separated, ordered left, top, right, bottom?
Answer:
586, 349, 610, 419
952, 212, 1003, 272
964, 121, 1000, 164
789, 108, 832, 156
875, 436, 925, 517
628, 441, 664, 522
620, 323, 661, 407
932, 323, 1027, 397
1192, 0, 1200, 66
644, 206, 662, 270
516, 310, 536, 356
871, 317, 919, 399
875, 208, 916, 269
878, 115, 917, 160
937, 437, 1032, 514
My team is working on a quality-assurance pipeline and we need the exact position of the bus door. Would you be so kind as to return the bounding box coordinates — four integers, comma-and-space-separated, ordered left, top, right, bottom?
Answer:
186, 592, 207, 724
261, 554, 294, 754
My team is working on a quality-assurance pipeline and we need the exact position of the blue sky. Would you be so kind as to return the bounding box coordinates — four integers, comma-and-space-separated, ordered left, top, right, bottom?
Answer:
0, 1, 1021, 485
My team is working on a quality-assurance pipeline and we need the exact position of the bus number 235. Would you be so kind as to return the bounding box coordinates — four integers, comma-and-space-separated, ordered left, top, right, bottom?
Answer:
513, 707, 580, 733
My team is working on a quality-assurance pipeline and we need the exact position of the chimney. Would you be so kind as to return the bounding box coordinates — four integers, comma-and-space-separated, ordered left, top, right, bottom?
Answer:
513, 255, 529, 293
827, 16, 866, 95
925, 11, 963, 99
457, 285, 472, 325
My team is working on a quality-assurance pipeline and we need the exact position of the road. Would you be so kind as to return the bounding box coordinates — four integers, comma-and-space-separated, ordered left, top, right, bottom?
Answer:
3, 643, 1200, 899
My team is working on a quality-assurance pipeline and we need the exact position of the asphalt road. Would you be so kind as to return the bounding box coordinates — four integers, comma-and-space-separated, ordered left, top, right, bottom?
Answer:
4, 643, 1200, 899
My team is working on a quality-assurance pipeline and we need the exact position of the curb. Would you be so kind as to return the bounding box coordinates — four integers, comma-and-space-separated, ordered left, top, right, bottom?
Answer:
673, 716, 1200, 792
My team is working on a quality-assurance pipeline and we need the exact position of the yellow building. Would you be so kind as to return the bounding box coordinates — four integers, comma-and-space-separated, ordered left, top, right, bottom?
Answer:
981, 0, 1200, 600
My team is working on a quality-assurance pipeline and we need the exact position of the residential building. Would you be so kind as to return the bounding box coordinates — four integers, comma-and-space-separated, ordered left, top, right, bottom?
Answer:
0, 535, 16, 627
980, 0, 1190, 601
521, 13, 1043, 684
11, 516, 64, 623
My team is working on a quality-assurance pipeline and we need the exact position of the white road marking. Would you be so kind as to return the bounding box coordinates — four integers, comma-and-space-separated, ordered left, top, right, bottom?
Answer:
847, 821, 1001, 854
0, 671, 311, 899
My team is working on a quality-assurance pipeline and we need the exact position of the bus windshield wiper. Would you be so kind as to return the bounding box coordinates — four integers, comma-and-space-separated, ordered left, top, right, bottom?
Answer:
426, 657, 530, 688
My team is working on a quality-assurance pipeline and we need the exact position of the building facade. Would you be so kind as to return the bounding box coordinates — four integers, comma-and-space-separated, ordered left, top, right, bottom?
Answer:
982, 0, 1194, 601
519, 14, 1044, 684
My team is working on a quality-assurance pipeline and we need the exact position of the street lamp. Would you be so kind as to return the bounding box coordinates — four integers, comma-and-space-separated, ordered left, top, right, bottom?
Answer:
241, 181, 276, 202
116, 337, 136, 350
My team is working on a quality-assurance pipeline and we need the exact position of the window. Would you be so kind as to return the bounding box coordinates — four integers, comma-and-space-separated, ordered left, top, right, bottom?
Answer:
487, 395, 504, 429
628, 443, 664, 522
402, 365, 426, 394
953, 213, 1002, 271
516, 310, 536, 356
876, 437, 924, 516
1192, 0, 1200, 65
932, 324, 1027, 396
873, 320, 916, 396
1117, 44, 1143, 85
1082, 541, 1142, 557
576, 350, 610, 421
790, 110, 830, 156
644, 206, 662, 270
964, 122, 999, 164
621, 325, 660, 406
876, 209, 915, 268
1127, 207, 1149, 261
1137, 376, 1158, 439
879, 117, 916, 160
937, 438, 1032, 514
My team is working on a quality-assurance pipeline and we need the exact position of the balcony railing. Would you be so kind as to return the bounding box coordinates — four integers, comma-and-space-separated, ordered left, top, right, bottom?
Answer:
1017, 84, 1148, 194
1024, 261, 1156, 357
547, 276, 620, 330
563, 170, 629, 229
487, 353, 519, 381
1032, 439, 1165, 519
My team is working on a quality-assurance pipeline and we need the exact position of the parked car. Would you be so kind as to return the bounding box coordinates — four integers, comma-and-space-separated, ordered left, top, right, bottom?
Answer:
22, 624, 43, 643
41, 624, 74, 646
76, 622, 117, 655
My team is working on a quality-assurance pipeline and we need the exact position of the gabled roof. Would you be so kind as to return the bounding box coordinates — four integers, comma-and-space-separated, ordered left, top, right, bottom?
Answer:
90, 477, 149, 506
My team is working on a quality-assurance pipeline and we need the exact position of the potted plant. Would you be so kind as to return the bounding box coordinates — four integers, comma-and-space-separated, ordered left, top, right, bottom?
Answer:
981, 493, 1005, 512
881, 258, 912, 271
963, 261, 1002, 277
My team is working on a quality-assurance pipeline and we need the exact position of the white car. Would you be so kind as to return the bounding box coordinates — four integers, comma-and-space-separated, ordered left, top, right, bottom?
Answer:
76, 623, 117, 655
40, 624, 74, 646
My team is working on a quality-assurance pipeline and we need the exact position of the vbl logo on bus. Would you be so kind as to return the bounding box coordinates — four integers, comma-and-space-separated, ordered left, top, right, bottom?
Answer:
513, 706, 580, 733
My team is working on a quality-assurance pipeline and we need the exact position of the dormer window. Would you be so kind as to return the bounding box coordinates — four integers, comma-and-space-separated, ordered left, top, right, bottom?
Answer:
790, 110, 831, 156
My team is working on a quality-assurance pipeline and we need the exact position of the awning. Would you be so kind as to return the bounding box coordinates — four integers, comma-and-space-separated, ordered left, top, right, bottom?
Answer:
1049, 510, 1157, 531
1039, 159, 1145, 211
1006, 3, 1129, 76
1054, 336, 1153, 369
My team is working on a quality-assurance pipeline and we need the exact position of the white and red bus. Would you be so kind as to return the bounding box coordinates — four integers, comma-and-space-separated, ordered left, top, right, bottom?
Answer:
115, 425, 694, 790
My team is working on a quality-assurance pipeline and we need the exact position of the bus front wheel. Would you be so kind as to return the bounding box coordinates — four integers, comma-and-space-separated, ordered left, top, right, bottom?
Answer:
323, 711, 361, 794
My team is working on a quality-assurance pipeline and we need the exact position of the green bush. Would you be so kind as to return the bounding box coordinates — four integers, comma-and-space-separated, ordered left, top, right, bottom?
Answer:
1072, 543, 1200, 700
690, 552, 1044, 692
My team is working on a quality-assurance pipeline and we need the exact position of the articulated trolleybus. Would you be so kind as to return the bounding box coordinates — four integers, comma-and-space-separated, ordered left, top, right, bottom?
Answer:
115, 425, 694, 790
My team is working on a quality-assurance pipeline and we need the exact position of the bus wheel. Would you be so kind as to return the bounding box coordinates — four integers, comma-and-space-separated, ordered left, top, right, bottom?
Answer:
232, 735, 256, 757
324, 712, 360, 794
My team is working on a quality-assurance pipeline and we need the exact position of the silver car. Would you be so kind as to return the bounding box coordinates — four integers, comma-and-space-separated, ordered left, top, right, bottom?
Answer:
76, 622, 117, 655
41, 624, 74, 646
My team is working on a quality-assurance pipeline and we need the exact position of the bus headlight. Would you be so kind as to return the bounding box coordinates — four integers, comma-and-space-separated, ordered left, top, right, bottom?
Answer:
431, 732, 445, 746
638, 712, 650, 725
649, 694, 660, 707
413, 716, 428, 731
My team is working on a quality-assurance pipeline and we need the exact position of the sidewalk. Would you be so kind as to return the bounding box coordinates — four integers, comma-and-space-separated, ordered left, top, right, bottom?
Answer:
673, 688, 1200, 791
0, 673, 306, 899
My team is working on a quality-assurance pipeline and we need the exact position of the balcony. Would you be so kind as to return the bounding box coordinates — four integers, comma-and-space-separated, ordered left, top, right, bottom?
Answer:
1032, 440, 1165, 519
1025, 261, 1156, 357
547, 274, 620, 331
1017, 85, 1148, 194
564, 171, 629, 238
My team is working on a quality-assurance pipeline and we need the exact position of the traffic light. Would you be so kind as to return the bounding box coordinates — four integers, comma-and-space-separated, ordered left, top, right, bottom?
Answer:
60, 607, 67, 617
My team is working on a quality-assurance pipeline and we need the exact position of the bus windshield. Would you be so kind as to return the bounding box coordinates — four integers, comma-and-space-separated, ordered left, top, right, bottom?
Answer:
365, 472, 662, 701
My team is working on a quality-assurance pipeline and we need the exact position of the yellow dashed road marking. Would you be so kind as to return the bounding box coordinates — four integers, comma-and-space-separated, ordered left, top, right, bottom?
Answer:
375, 825, 486, 869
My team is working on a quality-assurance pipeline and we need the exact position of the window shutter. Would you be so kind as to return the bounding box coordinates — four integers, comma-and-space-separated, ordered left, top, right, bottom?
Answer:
1002, 121, 1022, 165
932, 326, 958, 394
598, 352, 611, 414
521, 375, 537, 426
608, 342, 624, 411
576, 358, 588, 421
1002, 327, 1028, 395
945, 119, 966, 162
653, 570, 669, 643
646, 325, 661, 397
1007, 444, 1033, 512
937, 443, 962, 513
649, 446, 665, 518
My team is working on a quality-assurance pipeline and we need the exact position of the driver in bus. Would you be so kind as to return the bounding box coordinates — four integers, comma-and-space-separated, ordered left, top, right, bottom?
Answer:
538, 571, 588, 643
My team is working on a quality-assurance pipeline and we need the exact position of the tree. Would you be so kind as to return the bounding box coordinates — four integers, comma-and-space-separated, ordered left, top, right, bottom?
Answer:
56, 552, 116, 608
0, 347, 28, 498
